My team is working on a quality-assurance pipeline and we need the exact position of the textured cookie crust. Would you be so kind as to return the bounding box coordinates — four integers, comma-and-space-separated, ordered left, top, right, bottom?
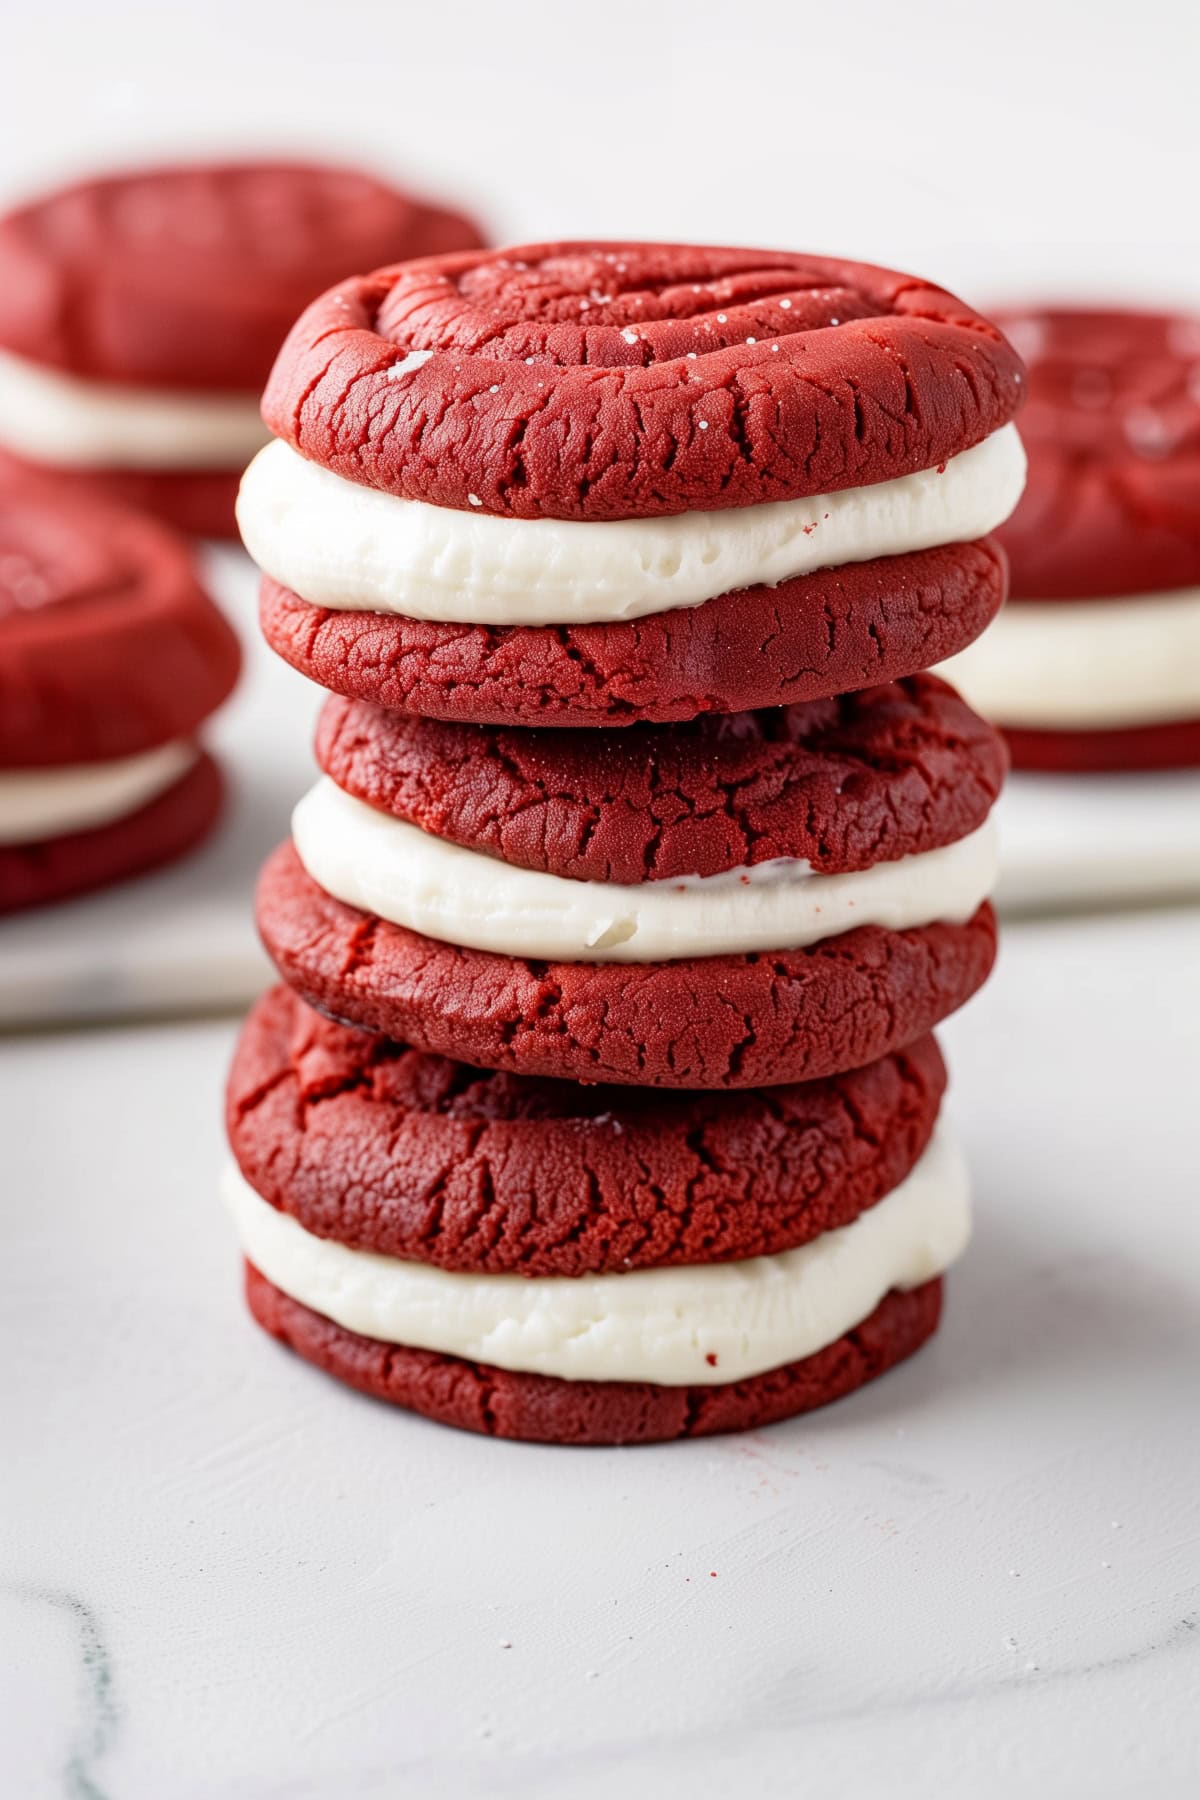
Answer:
0, 749, 222, 913
314, 674, 1006, 883
261, 538, 1006, 726
245, 1263, 944, 1444
1004, 714, 1200, 773
997, 308, 1200, 598
228, 984, 947, 1275
0, 161, 485, 391
0, 476, 240, 764
262, 242, 1024, 520
257, 843, 996, 1089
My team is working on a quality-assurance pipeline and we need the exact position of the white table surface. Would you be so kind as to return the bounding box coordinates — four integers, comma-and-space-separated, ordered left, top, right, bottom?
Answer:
3, 903, 1199, 1800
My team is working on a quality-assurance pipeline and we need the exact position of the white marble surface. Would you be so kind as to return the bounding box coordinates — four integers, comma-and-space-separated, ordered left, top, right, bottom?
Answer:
3, 905, 1199, 1799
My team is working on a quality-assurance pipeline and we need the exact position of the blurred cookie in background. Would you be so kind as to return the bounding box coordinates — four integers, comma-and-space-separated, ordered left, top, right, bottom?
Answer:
939, 308, 1200, 772
0, 475, 240, 910
0, 161, 487, 537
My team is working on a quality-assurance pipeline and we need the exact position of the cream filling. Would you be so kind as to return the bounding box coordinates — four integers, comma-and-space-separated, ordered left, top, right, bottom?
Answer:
0, 346, 269, 469
237, 423, 1026, 627
225, 1122, 968, 1386
0, 741, 197, 845
292, 778, 996, 963
937, 586, 1200, 729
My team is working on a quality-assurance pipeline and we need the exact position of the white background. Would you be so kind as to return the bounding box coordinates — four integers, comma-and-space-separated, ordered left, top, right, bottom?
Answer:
1, 0, 1197, 307
2, 4, 1199, 1796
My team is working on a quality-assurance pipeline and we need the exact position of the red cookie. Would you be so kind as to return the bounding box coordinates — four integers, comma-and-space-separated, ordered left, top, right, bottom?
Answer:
0, 749, 221, 913
0, 476, 240, 766
315, 674, 1006, 885
257, 843, 996, 1089
0, 161, 486, 534
0, 161, 486, 392
228, 984, 947, 1276
245, 1263, 944, 1444
263, 242, 1024, 521
0, 453, 243, 543
1003, 716, 1200, 774
262, 537, 1007, 728
997, 308, 1200, 599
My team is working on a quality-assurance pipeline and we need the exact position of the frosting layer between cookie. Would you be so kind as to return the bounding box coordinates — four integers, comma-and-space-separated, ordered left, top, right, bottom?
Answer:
224, 1122, 969, 1385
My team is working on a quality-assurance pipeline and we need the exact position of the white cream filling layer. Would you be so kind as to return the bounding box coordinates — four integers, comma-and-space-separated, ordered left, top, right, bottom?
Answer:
0, 347, 269, 469
225, 1122, 968, 1386
0, 741, 196, 845
292, 778, 996, 963
237, 423, 1026, 627
937, 586, 1200, 729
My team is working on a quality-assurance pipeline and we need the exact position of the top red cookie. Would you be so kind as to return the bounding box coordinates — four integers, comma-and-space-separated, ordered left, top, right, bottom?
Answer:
0, 162, 486, 392
262, 242, 1025, 520
0, 474, 240, 764
997, 308, 1200, 598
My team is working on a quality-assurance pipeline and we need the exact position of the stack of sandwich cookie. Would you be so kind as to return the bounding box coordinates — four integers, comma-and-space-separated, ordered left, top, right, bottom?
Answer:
0, 162, 485, 537
938, 308, 1200, 771
227, 986, 962, 1442
259, 678, 1003, 1087
0, 476, 240, 911
230, 242, 1025, 1441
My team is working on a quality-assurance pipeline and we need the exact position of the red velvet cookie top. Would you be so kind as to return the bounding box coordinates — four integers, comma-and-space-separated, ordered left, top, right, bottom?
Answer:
997, 308, 1200, 597
315, 675, 1006, 883
227, 984, 946, 1277
262, 241, 1024, 519
0, 476, 240, 764
0, 161, 486, 392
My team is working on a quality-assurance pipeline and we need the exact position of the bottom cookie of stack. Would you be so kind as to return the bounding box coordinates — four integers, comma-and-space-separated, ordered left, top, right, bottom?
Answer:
224, 986, 969, 1445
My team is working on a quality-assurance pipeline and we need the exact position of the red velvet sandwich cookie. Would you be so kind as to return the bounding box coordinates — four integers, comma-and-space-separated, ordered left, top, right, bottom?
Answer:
0, 476, 239, 909
225, 986, 965, 1443
228, 983, 947, 1275
245, 1265, 945, 1444
0, 751, 223, 913
256, 676, 1002, 1088
313, 674, 1006, 885
0, 161, 486, 537
939, 308, 1200, 770
240, 242, 1025, 724
257, 851, 995, 1090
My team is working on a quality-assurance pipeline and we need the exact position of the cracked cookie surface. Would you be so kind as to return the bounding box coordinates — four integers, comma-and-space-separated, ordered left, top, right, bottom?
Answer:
314, 673, 1006, 883
263, 242, 1024, 520
261, 538, 1006, 727
228, 984, 946, 1275
257, 842, 996, 1089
